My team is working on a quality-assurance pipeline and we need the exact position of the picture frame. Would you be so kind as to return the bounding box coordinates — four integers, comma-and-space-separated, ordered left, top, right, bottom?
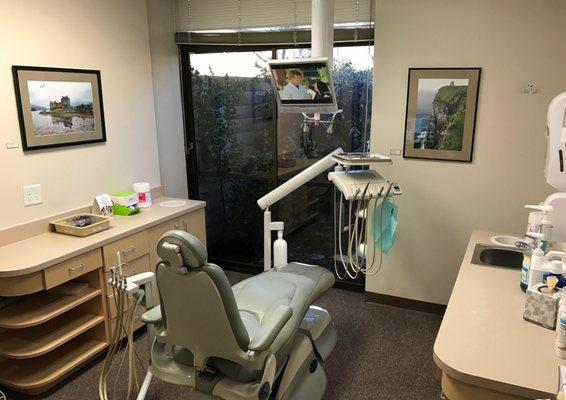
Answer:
403, 67, 481, 162
12, 65, 106, 151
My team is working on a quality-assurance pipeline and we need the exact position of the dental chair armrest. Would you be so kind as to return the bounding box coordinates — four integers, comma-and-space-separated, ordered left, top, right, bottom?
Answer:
141, 306, 162, 325
248, 305, 292, 352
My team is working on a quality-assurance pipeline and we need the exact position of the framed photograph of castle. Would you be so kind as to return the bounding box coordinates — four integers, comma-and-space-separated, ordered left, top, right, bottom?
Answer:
403, 68, 481, 162
12, 66, 106, 151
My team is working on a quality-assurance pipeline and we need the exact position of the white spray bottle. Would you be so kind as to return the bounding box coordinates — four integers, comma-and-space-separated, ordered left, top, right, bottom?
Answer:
525, 205, 554, 251
273, 224, 288, 268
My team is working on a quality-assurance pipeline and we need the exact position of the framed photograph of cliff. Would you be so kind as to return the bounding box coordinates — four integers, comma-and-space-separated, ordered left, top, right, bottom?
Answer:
403, 68, 481, 162
12, 66, 106, 151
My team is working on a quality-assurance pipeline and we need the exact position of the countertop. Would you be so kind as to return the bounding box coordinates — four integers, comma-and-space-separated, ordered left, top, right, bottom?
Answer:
434, 230, 562, 399
0, 197, 205, 278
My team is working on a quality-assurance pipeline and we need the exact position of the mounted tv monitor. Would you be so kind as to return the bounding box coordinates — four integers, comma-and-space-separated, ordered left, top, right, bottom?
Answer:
268, 57, 338, 114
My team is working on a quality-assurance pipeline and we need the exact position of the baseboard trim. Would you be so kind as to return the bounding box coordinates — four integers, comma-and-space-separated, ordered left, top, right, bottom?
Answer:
365, 291, 446, 315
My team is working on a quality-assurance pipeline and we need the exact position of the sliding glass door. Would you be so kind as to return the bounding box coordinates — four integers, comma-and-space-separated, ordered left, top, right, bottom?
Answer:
181, 44, 373, 290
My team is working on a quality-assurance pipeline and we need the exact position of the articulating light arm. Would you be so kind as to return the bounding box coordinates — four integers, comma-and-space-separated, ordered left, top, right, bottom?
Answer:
257, 147, 343, 271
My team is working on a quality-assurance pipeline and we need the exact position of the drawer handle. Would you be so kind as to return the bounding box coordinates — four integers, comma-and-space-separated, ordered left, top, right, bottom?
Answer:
68, 263, 86, 273
182, 220, 188, 231
121, 246, 137, 255
173, 223, 179, 229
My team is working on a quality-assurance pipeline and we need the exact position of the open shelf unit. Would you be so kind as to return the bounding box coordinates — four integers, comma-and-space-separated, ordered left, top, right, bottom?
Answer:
0, 268, 108, 394
0, 309, 105, 359
0, 335, 107, 394
0, 288, 101, 329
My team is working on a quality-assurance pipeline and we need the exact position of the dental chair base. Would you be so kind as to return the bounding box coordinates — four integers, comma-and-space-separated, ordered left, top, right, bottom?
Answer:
145, 305, 335, 400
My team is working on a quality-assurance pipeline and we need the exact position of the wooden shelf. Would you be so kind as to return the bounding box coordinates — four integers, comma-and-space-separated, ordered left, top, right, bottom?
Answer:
0, 336, 107, 394
0, 310, 104, 359
0, 288, 101, 329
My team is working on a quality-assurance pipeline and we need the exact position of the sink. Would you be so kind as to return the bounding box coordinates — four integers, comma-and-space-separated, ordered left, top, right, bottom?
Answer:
471, 244, 523, 269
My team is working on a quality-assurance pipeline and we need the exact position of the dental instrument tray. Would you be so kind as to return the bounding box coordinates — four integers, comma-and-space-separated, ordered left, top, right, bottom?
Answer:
51, 213, 112, 237
332, 152, 392, 166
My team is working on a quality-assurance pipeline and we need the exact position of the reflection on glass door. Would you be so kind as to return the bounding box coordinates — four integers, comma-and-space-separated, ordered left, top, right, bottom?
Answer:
184, 45, 374, 290
189, 51, 275, 270
275, 46, 374, 289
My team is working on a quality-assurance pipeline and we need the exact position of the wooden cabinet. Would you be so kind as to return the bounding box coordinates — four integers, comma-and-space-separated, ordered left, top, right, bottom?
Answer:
178, 208, 207, 247
104, 254, 150, 293
44, 249, 103, 289
0, 268, 107, 394
0, 201, 206, 394
102, 230, 149, 270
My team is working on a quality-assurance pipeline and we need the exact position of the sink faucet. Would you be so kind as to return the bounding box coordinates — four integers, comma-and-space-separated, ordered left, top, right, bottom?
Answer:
514, 240, 534, 250
515, 232, 544, 252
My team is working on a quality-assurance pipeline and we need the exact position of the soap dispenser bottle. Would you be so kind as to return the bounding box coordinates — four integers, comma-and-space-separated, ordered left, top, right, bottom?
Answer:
525, 233, 545, 291
525, 205, 554, 251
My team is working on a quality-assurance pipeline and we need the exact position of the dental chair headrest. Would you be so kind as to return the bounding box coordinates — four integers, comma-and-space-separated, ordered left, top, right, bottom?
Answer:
157, 230, 208, 273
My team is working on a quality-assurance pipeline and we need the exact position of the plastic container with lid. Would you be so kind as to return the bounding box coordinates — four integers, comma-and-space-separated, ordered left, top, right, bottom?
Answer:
133, 182, 152, 208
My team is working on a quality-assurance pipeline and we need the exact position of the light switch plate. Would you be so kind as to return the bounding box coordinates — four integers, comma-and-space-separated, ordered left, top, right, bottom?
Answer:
5, 142, 19, 149
23, 184, 42, 206
390, 148, 402, 156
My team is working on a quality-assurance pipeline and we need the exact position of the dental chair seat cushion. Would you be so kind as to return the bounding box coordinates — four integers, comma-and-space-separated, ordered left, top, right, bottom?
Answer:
232, 262, 334, 366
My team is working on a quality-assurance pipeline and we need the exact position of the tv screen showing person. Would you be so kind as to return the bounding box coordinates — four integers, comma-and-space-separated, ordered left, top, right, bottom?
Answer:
270, 62, 334, 104
282, 70, 310, 100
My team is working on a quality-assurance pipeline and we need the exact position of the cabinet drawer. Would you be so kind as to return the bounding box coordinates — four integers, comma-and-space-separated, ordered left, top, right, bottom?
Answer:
103, 231, 149, 271
43, 249, 103, 289
105, 254, 150, 293
148, 218, 180, 271
178, 209, 207, 248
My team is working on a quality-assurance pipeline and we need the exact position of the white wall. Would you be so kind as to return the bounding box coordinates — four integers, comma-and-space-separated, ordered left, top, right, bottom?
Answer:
146, 0, 188, 199
367, 0, 566, 304
0, 0, 161, 228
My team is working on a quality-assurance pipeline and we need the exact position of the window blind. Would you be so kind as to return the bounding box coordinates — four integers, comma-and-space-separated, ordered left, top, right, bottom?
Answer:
175, 0, 373, 32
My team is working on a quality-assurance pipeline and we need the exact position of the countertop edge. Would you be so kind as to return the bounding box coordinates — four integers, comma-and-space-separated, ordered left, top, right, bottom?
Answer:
0, 199, 206, 278
433, 342, 554, 399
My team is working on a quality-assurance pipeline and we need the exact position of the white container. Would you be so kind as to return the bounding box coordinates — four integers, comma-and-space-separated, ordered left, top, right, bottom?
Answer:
528, 247, 546, 289
527, 211, 543, 234
557, 313, 566, 359
133, 182, 152, 208
273, 230, 288, 268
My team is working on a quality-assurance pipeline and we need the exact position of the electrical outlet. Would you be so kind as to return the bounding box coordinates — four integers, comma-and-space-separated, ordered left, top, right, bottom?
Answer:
23, 184, 42, 206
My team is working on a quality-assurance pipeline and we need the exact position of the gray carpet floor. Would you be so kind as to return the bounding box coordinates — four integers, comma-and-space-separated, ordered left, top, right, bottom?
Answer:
3, 271, 443, 400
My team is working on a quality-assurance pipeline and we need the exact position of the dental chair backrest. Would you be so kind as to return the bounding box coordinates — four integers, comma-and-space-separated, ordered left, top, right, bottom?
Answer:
155, 231, 257, 372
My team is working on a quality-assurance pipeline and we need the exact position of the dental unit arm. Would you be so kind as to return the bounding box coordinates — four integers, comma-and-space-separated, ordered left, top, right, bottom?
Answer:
257, 147, 401, 278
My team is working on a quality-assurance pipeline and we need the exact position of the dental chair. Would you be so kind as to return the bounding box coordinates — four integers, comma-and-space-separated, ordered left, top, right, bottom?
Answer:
140, 231, 337, 400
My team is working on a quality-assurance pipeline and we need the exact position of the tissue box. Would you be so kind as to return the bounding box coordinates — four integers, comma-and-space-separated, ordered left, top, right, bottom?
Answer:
523, 283, 561, 329
111, 191, 140, 216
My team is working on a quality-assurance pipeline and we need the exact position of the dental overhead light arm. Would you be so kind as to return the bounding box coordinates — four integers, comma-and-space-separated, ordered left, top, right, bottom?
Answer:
258, 148, 343, 271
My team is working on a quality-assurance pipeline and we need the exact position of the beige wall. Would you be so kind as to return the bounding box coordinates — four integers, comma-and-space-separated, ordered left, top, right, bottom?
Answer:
146, 0, 188, 199
0, 0, 161, 228
366, 0, 566, 304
